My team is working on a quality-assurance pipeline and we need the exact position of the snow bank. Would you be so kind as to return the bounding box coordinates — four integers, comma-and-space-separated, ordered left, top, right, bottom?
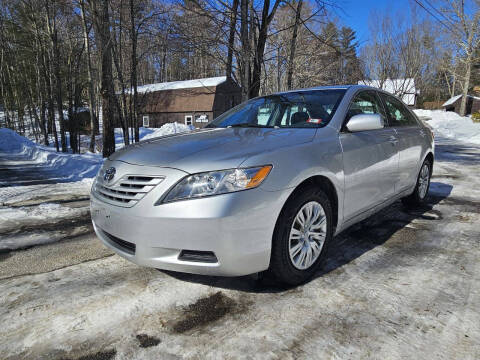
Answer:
413, 109, 480, 145
0, 128, 37, 154
0, 128, 102, 182
141, 122, 194, 140
114, 123, 194, 148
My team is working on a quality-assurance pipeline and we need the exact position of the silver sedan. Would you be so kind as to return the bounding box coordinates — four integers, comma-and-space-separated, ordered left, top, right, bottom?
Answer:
90, 85, 434, 285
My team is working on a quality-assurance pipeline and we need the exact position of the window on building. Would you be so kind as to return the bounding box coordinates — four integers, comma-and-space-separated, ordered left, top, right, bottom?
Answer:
142, 115, 149, 128
185, 115, 193, 126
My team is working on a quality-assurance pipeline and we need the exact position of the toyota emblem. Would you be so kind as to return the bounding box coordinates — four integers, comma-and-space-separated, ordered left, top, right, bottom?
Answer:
103, 167, 116, 182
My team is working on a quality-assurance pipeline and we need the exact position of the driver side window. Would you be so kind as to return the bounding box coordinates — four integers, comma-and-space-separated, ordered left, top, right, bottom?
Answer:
346, 91, 386, 122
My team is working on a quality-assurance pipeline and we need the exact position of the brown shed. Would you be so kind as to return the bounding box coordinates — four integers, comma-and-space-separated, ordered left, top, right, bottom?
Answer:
442, 94, 480, 115
130, 76, 241, 128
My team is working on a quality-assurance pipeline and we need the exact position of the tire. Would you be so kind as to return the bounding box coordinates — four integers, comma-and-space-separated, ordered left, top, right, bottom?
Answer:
402, 159, 432, 207
268, 186, 333, 286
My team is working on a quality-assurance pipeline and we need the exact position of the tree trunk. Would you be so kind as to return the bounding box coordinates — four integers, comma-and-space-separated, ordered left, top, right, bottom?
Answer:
239, 0, 249, 101
91, 0, 116, 158
226, 0, 239, 80
45, 0, 67, 152
130, 0, 139, 142
286, 0, 303, 90
460, 58, 471, 116
249, 0, 280, 98
80, 0, 98, 153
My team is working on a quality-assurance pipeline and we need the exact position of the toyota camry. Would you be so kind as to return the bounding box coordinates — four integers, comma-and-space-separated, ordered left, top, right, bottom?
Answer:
90, 85, 434, 285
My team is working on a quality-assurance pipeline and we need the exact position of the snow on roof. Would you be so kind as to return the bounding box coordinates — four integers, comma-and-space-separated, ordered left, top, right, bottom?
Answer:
126, 76, 227, 94
358, 78, 417, 105
442, 95, 462, 107
442, 94, 480, 107
359, 78, 416, 94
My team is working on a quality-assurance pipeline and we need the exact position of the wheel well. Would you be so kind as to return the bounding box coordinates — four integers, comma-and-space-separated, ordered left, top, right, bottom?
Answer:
425, 152, 434, 174
425, 152, 434, 165
287, 176, 339, 230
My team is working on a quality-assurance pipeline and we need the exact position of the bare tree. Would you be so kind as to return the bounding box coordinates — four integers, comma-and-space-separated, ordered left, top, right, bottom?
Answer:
80, 0, 98, 153
90, 0, 115, 157
287, 0, 303, 90
445, 0, 480, 115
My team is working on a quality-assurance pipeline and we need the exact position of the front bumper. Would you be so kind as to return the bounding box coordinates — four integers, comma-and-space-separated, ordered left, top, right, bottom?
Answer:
91, 161, 291, 276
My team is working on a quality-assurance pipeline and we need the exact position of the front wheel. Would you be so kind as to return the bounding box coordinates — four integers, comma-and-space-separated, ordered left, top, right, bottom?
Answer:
402, 159, 432, 207
268, 186, 333, 285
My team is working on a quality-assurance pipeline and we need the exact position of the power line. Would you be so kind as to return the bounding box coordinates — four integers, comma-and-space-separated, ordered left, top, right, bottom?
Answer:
413, 0, 458, 34
423, 0, 459, 29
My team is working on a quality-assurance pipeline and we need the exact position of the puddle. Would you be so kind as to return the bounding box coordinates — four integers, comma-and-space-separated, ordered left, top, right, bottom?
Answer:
60, 349, 116, 360
169, 292, 238, 333
136, 334, 161, 348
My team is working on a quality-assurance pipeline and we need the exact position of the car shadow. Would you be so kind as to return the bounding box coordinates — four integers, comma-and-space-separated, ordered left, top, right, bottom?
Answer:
161, 182, 453, 293
434, 139, 480, 165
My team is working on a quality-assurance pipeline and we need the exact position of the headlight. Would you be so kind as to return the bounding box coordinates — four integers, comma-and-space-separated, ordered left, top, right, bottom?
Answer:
158, 165, 272, 204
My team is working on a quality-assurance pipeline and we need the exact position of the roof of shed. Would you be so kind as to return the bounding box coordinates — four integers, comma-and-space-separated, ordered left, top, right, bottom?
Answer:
442, 94, 480, 107
127, 76, 227, 94
358, 78, 416, 94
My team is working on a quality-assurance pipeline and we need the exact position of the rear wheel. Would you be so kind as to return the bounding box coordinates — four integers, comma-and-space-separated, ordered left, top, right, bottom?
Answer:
402, 159, 432, 207
269, 186, 333, 285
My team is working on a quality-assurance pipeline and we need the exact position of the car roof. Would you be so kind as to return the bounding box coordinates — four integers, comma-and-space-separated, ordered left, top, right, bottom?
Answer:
272, 84, 373, 96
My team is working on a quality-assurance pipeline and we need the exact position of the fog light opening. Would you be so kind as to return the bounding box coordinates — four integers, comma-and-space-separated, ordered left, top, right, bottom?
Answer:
178, 250, 218, 263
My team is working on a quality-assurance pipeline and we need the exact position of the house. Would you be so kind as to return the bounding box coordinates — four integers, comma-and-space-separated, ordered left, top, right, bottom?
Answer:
358, 78, 418, 107
128, 76, 241, 128
442, 94, 480, 115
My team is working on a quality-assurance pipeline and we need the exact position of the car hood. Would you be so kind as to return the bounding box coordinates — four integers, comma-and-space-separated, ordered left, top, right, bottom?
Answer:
109, 127, 316, 173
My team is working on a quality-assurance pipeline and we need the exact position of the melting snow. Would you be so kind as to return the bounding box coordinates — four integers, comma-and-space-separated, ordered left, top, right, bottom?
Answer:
413, 109, 480, 145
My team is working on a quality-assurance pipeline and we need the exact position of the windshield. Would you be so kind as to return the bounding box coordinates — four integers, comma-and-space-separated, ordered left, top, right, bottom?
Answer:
207, 89, 346, 128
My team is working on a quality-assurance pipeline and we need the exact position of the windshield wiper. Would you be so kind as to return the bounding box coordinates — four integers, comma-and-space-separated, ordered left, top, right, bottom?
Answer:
228, 123, 273, 128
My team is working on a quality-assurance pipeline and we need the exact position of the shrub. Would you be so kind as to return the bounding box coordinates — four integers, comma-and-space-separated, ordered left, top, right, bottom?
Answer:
472, 112, 480, 123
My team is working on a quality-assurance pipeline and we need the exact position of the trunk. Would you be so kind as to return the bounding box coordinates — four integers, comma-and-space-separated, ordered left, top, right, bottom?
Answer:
130, 0, 139, 142
286, 0, 303, 90
226, 0, 239, 80
80, 0, 98, 153
460, 58, 471, 116
91, 0, 116, 157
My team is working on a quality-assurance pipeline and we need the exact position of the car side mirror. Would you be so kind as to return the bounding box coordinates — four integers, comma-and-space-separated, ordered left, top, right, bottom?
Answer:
346, 114, 384, 132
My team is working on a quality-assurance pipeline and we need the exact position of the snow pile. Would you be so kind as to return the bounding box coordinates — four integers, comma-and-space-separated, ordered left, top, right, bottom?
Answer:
413, 109, 480, 145
0, 128, 37, 154
114, 122, 194, 147
0, 128, 102, 182
141, 122, 194, 140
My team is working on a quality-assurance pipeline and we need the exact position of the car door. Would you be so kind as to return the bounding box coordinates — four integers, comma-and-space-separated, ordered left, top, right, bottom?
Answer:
339, 90, 399, 221
379, 93, 423, 192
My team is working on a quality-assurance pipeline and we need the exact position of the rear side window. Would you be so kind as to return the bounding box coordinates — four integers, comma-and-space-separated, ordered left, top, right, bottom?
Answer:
346, 91, 386, 122
380, 94, 418, 127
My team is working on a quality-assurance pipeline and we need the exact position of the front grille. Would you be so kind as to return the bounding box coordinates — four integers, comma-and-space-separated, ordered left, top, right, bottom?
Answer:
101, 229, 136, 255
93, 175, 164, 207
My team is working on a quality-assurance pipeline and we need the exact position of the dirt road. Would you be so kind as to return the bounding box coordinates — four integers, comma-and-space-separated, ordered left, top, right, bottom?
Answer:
0, 137, 479, 360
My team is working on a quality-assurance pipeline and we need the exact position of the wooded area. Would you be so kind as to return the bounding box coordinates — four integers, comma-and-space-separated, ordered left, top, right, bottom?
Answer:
0, 0, 479, 157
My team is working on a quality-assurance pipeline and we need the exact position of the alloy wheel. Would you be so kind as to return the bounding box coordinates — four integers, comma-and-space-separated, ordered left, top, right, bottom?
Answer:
418, 163, 430, 199
288, 201, 327, 270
